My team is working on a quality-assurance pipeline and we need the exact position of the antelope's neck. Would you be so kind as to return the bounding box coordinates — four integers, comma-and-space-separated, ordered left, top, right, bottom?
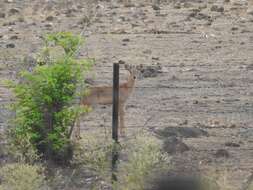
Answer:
126, 73, 135, 89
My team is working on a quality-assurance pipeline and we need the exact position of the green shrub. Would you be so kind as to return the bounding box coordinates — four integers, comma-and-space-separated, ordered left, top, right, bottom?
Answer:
7, 32, 93, 163
0, 163, 45, 190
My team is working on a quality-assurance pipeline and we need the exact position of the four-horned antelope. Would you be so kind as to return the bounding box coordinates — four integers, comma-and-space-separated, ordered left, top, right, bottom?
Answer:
72, 64, 139, 139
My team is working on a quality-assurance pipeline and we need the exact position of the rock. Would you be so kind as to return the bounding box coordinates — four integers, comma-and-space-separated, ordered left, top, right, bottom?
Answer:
10, 35, 18, 40
225, 142, 240, 147
183, 2, 193, 8
174, 3, 181, 9
246, 64, 253, 70
17, 16, 25, 22
3, 21, 15, 26
198, 4, 207, 9
45, 23, 53, 28
163, 137, 190, 154
139, 65, 161, 78
193, 100, 199, 104
152, 5, 160, 11
8, 8, 20, 16
156, 127, 208, 139
239, 128, 253, 139
2, 35, 8, 40
84, 78, 96, 85
195, 13, 211, 20
214, 149, 229, 158
152, 57, 159, 61
247, 8, 253, 16
210, 5, 224, 12
6, 43, 15, 48
231, 27, 238, 31
0, 12, 5, 18
122, 38, 130, 42
112, 29, 127, 34
124, 3, 135, 8
45, 15, 54, 21
143, 49, 152, 55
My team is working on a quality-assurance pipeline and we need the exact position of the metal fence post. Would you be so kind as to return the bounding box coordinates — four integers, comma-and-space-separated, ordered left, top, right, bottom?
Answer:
112, 62, 119, 183
112, 63, 119, 142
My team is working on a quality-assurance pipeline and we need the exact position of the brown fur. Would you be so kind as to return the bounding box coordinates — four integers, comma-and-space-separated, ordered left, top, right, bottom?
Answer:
73, 65, 137, 138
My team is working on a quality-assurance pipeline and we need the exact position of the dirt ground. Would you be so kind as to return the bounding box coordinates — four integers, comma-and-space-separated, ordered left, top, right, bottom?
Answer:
1, 0, 253, 189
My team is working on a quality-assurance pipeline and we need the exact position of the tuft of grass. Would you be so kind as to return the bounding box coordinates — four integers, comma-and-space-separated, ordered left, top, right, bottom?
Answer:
72, 130, 170, 190
72, 130, 113, 179
248, 182, 253, 190
117, 133, 170, 190
0, 163, 46, 190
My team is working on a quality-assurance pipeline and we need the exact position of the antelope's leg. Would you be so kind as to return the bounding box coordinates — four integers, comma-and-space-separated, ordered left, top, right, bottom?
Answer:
119, 103, 125, 136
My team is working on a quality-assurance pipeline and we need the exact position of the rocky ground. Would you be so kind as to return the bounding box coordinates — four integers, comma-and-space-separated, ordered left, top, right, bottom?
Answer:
1, 0, 253, 189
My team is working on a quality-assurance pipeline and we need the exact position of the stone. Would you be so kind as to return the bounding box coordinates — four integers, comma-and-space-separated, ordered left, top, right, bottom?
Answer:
225, 142, 240, 147
195, 13, 211, 20
193, 100, 199, 104
45, 23, 53, 28
210, 5, 224, 12
152, 57, 159, 60
6, 43, 15, 48
0, 12, 5, 18
8, 8, 20, 15
163, 137, 190, 154
3, 21, 15, 26
122, 38, 130, 42
10, 35, 18, 40
174, 3, 181, 9
46, 15, 54, 21
143, 49, 152, 55
17, 17, 25, 22
231, 27, 238, 31
152, 5, 160, 11
214, 149, 229, 158
247, 8, 253, 16
139, 65, 161, 78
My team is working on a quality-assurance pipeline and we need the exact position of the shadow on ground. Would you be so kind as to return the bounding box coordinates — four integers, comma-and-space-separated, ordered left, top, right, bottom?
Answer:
146, 174, 219, 190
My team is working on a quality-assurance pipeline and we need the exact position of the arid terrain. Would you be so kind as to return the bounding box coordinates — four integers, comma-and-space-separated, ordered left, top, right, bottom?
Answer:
1, 0, 253, 189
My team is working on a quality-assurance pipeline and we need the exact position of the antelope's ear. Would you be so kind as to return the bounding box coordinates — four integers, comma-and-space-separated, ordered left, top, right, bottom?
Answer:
118, 60, 125, 65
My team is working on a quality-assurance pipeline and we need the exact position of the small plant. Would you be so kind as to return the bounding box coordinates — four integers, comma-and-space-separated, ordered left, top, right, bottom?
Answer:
117, 133, 170, 190
72, 130, 170, 190
7, 32, 93, 163
72, 130, 114, 179
0, 163, 46, 190
248, 182, 253, 190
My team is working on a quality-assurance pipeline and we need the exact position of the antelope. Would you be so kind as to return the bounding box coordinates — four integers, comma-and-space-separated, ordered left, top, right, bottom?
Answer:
72, 64, 140, 139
